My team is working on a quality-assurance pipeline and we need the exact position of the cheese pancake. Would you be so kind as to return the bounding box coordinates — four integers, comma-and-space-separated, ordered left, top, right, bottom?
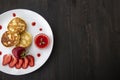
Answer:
16, 31, 32, 48
1, 31, 20, 47
7, 17, 27, 33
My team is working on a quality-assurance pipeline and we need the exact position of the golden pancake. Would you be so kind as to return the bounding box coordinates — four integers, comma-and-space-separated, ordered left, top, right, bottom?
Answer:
1, 31, 20, 47
7, 17, 27, 33
16, 31, 32, 48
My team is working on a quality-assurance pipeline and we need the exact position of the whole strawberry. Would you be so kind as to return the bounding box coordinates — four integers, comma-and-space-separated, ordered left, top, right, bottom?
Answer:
12, 47, 26, 59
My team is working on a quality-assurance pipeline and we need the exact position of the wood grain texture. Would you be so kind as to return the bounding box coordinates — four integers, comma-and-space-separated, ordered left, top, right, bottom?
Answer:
0, 0, 120, 80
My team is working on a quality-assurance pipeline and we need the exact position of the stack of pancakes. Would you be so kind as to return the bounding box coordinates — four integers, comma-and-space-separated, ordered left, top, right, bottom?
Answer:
1, 17, 32, 48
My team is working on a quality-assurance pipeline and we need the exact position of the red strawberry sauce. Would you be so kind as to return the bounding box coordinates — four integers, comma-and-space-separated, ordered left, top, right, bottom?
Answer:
34, 33, 49, 48
37, 53, 41, 57
32, 22, 36, 26
39, 28, 42, 31
0, 51, 2, 55
13, 13, 16, 17
0, 25, 2, 30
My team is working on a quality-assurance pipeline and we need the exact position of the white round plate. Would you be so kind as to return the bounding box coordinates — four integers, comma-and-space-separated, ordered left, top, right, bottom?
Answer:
0, 9, 53, 75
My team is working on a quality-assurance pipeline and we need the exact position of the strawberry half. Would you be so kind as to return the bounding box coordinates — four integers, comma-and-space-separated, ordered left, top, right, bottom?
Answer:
27, 55, 34, 67
15, 59, 23, 69
12, 47, 26, 59
22, 57, 29, 69
9, 56, 18, 68
2, 54, 12, 66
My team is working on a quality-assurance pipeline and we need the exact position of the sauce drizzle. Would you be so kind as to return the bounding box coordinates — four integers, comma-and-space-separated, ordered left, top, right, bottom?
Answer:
39, 28, 42, 31
37, 53, 41, 57
32, 22, 36, 26
0, 25, 2, 30
13, 13, 16, 17
0, 51, 2, 55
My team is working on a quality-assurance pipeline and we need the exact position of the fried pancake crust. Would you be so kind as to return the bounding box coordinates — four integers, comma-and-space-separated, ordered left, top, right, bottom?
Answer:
16, 31, 32, 48
7, 17, 27, 33
1, 31, 20, 47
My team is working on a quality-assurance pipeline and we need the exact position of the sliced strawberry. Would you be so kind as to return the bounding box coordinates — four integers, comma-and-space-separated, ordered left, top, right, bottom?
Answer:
27, 55, 34, 67
22, 57, 29, 69
15, 59, 23, 69
2, 54, 12, 66
9, 56, 18, 68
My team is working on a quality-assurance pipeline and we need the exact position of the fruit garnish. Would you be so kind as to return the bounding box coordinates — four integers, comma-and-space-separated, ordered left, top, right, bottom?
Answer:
34, 33, 49, 48
12, 47, 27, 59
2, 54, 12, 66
22, 57, 29, 69
1, 31, 20, 47
27, 55, 34, 67
7, 17, 27, 33
16, 31, 32, 48
15, 59, 23, 69
9, 56, 18, 68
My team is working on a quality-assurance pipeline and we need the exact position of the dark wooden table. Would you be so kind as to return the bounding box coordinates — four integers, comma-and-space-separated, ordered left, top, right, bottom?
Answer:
0, 0, 120, 80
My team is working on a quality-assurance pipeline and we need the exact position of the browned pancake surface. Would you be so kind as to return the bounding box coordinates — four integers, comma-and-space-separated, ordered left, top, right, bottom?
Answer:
1, 31, 20, 47
7, 17, 27, 33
